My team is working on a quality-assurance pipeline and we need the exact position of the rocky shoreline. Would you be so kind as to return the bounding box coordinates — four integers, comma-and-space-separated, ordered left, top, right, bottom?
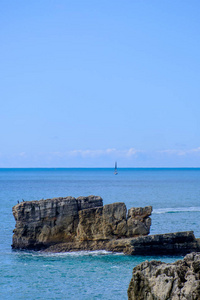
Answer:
12, 195, 200, 255
128, 252, 200, 299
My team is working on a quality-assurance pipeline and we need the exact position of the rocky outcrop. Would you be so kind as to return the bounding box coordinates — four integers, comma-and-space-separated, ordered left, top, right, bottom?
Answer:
12, 195, 152, 250
12, 196, 200, 255
123, 231, 200, 256
128, 252, 200, 300
41, 231, 200, 255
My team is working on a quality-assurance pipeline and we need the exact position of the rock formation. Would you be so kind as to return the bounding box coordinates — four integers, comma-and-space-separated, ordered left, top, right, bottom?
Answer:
102, 231, 200, 256
12, 195, 152, 250
12, 195, 200, 255
128, 252, 200, 300
77, 203, 152, 241
123, 231, 200, 256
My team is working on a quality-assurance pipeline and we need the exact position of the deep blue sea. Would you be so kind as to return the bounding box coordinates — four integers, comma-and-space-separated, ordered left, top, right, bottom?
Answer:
1, 168, 200, 299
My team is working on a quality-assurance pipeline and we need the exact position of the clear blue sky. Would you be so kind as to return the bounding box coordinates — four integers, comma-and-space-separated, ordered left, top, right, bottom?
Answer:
1, 0, 200, 167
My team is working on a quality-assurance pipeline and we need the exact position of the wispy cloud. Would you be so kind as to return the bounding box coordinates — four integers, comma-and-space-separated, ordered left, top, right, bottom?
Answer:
9, 147, 200, 161
158, 147, 200, 156
1, 147, 200, 168
158, 149, 186, 156
66, 148, 142, 158
189, 147, 200, 153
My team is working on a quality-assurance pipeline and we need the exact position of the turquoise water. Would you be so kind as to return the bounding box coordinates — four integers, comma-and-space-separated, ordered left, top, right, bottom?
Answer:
1, 168, 200, 299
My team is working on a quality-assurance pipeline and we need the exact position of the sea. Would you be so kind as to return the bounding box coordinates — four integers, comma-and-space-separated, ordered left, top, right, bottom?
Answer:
1, 168, 200, 300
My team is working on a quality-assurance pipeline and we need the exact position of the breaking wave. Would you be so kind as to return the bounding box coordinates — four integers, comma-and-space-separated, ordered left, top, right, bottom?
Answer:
153, 207, 200, 214
14, 249, 123, 258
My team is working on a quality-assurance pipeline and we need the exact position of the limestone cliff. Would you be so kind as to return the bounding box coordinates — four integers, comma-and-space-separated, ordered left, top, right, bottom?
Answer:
128, 252, 200, 300
12, 196, 103, 249
12, 195, 152, 250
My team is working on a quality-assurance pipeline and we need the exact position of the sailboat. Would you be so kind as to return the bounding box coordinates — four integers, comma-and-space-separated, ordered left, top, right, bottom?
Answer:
114, 161, 118, 175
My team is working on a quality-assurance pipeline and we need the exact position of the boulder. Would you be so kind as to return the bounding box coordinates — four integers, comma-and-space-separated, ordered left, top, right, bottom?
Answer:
128, 252, 200, 300
127, 206, 152, 237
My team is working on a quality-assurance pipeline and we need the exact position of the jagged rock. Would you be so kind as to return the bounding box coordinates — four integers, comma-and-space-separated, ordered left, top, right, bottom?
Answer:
128, 252, 200, 300
76, 196, 102, 210
127, 206, 152, 236
12, 196, 152, 250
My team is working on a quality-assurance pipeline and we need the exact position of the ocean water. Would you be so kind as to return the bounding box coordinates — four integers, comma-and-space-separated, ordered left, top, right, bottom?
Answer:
1, 168, 200, 299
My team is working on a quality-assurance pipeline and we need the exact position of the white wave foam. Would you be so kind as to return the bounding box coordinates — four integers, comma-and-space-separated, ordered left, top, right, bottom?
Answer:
35, 250, 115, 257
14, 249, 124, 258
153, 207, 200, 214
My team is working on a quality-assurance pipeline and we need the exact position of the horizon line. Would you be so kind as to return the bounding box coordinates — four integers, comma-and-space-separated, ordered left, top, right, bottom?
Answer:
1, 167, 200, 169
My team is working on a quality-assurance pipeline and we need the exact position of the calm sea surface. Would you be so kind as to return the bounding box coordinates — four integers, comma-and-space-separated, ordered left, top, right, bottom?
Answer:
1, 168, 200, 299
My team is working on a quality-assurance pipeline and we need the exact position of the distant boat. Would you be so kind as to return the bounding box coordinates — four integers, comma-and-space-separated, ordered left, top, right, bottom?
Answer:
114, 162, 118, 175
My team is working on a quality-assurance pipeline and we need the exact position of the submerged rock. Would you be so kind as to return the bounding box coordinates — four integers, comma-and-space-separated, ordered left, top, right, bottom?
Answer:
12, 195, 152, 250
128, 252, 200, 300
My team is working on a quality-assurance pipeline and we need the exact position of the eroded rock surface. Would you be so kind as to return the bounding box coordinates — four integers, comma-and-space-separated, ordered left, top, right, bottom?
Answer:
128, 252, 200, 300
12, 196, 152, 250
77, 202, 151, 241
124, 231, 200, 256
12, 196, 103, 249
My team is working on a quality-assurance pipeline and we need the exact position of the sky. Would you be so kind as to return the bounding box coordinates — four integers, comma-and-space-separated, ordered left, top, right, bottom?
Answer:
0, 0, 200, 167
